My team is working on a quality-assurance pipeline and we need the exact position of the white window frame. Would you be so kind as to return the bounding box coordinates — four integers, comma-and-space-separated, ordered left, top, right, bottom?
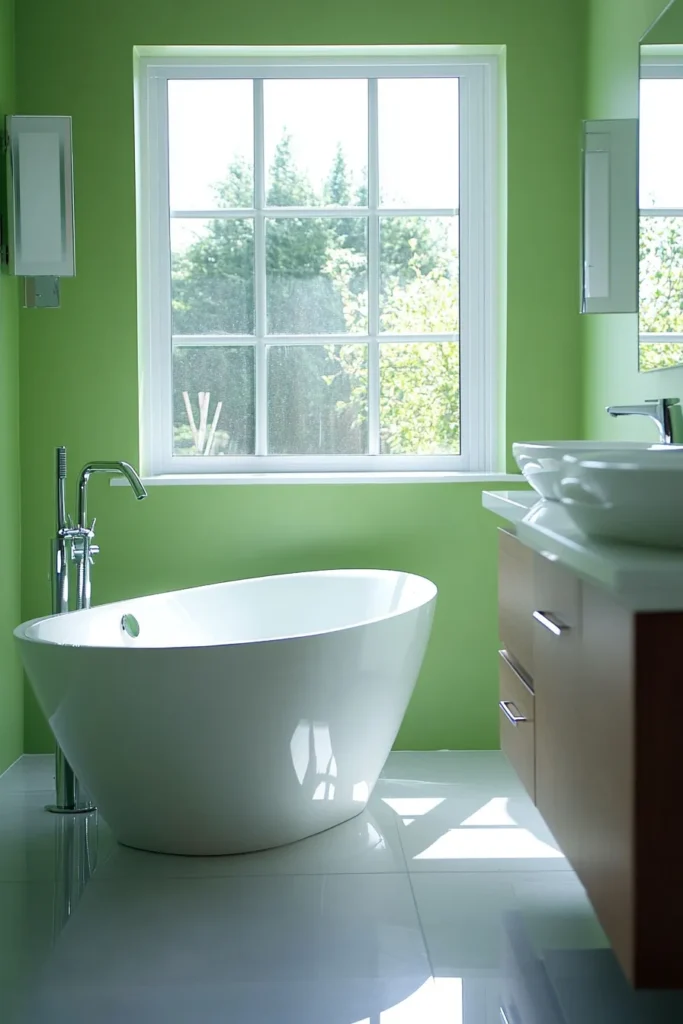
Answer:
137, 50, 498, 477
639, 54, 683, 354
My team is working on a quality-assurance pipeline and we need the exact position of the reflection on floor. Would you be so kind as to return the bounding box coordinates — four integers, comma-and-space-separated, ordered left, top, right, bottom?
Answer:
1, 750, 682, 1022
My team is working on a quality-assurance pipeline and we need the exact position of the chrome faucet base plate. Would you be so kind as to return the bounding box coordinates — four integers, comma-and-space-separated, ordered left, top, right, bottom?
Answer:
45, 803, 97, 814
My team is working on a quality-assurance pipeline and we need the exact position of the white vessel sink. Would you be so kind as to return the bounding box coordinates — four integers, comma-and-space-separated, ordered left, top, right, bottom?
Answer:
557, 449, 683, 549
512, 440, 683, 500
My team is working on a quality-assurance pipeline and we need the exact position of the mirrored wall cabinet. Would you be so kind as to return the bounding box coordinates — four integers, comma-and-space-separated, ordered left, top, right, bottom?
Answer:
4, 115, 75, 308
581, 118, 638, 315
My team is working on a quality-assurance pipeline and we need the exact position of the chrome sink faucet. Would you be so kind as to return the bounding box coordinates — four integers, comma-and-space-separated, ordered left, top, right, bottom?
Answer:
48, 448, 147, 814
605, 397, 680, 444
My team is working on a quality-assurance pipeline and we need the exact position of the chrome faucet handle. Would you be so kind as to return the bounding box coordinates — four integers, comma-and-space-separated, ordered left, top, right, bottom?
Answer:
69, 527, 98, 561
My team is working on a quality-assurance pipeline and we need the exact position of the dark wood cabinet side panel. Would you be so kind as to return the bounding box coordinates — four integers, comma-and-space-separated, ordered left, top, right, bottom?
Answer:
579, 583, 635, 983
633, 611, 683, 988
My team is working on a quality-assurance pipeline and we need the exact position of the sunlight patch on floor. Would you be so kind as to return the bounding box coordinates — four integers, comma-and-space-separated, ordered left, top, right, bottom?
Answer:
414, 828, 564, 860
460, 797, 517, 828
351, 977, 463, 1024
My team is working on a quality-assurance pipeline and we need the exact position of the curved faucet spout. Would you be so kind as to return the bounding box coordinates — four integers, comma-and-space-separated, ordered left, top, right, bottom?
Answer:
78, 461, 147, 529
605, 397, 680, 445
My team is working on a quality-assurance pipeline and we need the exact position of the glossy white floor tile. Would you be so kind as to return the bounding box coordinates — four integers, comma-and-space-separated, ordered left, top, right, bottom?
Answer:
0, 791, 114, 883
0, 755, 54, 793
376, 754, 567, 872
21, 977, 460, 1024
59, 873, 426, 977
411, 871, 608, 977
96, 802, 404, 879
1, 750, 682, 1023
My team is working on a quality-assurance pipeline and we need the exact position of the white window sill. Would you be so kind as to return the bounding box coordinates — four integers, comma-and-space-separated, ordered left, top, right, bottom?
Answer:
112, 472, 524, 487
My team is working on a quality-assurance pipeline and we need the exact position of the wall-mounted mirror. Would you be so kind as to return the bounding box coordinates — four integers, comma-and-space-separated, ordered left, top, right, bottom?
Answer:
639, 0, 683, 371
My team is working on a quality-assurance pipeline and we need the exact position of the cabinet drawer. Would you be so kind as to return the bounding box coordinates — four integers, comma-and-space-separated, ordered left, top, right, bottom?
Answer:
533, 551, 582, 879
533, 552, 581, 637
499, 529, 535, 676
499, 649, 535, 800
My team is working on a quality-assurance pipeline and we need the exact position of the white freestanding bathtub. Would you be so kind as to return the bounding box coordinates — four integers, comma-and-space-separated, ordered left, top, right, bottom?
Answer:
15, 569, 437, 855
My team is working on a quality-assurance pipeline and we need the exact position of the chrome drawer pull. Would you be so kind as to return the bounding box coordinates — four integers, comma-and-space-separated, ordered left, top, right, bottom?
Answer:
499, 650, 534, 693
499, 700, 527, 726
533, 610, 570, 636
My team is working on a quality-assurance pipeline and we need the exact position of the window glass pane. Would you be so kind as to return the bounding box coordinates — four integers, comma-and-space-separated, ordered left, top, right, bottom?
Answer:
267, 345, 368, 454
640, 79, 683, 209
168, 80, 253, 211
379, 217, 458, 334
173, 346, 255, 456
264, 80, 368, 207
266, 218, 367, 334
172, 219, 254, 335
640, 342, 683, 372
380, 343, 460, 455
639, 216, 683, 334
378, 79, 459, 208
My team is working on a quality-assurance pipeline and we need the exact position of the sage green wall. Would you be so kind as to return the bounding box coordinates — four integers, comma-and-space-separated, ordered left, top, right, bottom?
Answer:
0, 0, 23, 774
16, 0, 585, 753
583, 0, 681, 439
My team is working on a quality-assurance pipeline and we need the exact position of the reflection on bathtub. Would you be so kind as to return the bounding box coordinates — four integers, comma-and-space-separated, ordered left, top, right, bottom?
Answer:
290, 720, 338, 802
352, 781, 370, 803
386, 575, 412, 616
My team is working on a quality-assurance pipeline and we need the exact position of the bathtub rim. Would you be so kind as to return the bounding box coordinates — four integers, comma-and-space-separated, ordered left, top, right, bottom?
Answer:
14, 567, 438, 652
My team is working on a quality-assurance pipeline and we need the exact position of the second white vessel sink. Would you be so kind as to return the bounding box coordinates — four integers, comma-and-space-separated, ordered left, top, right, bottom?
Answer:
557, 449, 683, 549
512, 440, 683, 500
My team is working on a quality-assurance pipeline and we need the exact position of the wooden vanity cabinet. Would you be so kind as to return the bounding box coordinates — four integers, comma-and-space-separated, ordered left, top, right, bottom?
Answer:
497, 528, 683, 989
498, 530, 536, 799
499, 528, 535, 675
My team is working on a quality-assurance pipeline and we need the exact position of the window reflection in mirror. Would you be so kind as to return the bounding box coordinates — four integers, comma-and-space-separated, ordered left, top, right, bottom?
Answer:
639, 31, 683, 371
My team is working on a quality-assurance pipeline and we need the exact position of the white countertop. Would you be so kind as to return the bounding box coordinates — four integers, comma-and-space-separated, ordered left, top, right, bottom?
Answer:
483, 489, 683, 611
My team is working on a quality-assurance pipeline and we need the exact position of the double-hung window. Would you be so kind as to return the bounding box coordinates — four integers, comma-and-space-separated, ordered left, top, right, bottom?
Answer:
639, 56, 683, 371
139, 51, 497, 476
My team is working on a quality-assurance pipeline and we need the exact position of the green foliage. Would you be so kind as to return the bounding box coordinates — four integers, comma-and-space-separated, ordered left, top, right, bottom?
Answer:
173, 346, 255, 455
639, 342, 683, 372
378, 267, 459, 454
380, 342, 459, 454
335, 270, 460, 455
324, 144, 353, 207
268, 345, 367, 455
172, 134, 459, 456
172, 160, 255, 335
639, 217, 683, 372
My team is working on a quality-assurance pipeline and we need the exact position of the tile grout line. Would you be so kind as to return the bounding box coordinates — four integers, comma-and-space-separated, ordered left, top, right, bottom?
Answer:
90, 868, 413, 883
387, 807, 439, 980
